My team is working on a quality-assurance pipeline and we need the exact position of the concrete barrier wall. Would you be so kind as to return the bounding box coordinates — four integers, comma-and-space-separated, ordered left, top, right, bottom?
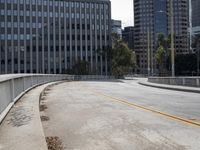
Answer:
0, 74, 114, 123
148, 77, 200, 87
73, 75, 115, 80
0, 74, 74, 123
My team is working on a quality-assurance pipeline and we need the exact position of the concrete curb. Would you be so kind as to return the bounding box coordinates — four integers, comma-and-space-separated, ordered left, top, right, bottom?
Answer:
38, 81, 66, 150
0, 81, 67, 150
0, 82, 49, 125
139, 81, 200, 94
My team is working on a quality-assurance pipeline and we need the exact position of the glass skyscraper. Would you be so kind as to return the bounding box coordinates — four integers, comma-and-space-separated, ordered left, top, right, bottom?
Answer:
189, 0, 200, 38
154, 0, 167, 36
191, 0, 200, 28
134, 0, 189, 74
0, 0, 111, 75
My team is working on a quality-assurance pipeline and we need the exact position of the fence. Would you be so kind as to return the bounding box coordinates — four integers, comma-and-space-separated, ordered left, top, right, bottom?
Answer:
0, 74, 75, 123
73, 75, 115, 80
148, 77, 200, 87
0, 74, 114, 123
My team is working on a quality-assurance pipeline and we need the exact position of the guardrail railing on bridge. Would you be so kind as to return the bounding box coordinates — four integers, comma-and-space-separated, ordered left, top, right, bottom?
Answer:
148, 77, 200, 87
0, 74, 74, 123
0, 74, 114, 123
73, 75, 115, 80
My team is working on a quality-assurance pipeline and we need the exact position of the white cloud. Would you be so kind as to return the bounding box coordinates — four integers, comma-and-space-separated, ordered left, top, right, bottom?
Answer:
110, 0, 134, 28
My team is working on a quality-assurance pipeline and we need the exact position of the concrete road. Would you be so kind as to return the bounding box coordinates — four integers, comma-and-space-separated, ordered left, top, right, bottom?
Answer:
41, 79, 200, 150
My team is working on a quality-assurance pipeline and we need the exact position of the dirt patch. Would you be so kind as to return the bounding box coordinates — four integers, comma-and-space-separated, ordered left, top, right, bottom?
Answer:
40, 104, 48, 111
46, 136, 64, 150
41, 96, 46, 101
45, 88, 51, 91
41, 116, 50, 121
44, 91, 51, 95
6, 106, 32, 127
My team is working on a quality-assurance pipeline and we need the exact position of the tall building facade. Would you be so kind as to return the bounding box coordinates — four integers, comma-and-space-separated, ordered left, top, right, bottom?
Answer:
134, 0, 189, 74
189, 0, 200, 50
134, 0, 154, 74
0, 0, 111, 75
122, 26, 134, 50
167, 0, 189, 54
154, 0, 167, 36
191, 0, 200, 28
111, 19, 122, 38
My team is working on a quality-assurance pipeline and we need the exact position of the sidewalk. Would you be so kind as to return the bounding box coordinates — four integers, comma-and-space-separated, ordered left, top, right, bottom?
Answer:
0, 82, 56, 150
139, 81, 200, 94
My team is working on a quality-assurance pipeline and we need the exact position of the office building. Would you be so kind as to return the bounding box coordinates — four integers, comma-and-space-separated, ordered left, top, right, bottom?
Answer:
134, 0, 155, 74
167, 0, 189, 54
111, 19, 122, 38
0, 0, 111, 75
189, 0, 200, 50
191, 0, 200, 28
122, 26, 134, 50
134, 0, 189, 74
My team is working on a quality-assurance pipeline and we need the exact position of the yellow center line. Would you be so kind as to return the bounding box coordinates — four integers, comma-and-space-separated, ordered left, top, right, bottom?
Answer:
77, 82, 200, 128
93, 90, 200, 129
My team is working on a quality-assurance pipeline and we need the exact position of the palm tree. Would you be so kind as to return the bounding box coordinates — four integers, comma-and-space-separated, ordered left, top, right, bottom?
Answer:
155, 33, 170, 76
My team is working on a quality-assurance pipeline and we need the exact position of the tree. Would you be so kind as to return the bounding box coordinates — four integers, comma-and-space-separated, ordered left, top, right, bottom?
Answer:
155, 33, 170, 76
155, 45, 165, 75
111, 33, 136, 78
94, 33, 136, 77
65, 60, 90, 75
175, 54, 197, 76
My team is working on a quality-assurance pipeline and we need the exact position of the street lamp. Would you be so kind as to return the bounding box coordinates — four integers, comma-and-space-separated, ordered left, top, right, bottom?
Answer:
197, 38, 200, 76
157, 0, 175, 77
169, 0, 175, 77
147, 28, 151, 77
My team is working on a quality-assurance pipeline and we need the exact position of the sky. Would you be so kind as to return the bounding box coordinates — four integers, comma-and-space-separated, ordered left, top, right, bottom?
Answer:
110, 0, 134, 28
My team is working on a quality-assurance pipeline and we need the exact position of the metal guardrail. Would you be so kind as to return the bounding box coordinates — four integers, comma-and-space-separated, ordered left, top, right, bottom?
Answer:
148, 77, 200, 87
0, 74, 114, 123
73, 75, 115, 80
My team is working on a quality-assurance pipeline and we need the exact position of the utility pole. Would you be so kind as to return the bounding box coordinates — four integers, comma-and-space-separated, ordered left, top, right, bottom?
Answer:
170, 0, 175, 77
147, 29, 151, 76
150, 32, 154, 76
189, 0, 193, 51
197, 42, 200, 76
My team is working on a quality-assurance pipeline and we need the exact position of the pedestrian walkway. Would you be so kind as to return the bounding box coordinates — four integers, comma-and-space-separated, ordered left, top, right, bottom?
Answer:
0, 83, 55, 150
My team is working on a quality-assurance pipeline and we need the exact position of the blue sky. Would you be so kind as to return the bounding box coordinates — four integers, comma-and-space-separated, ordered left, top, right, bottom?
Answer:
111, 0, 134, 28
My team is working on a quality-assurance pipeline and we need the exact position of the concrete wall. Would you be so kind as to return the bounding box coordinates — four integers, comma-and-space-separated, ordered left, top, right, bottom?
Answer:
0, 74, 114, 123
148, 77, 200, 87
0, 74, 74, 123
73, 75, 115, 80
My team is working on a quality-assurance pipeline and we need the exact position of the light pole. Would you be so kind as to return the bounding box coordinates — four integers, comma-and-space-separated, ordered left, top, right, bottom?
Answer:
170, 0, 175, 77
147, 28, 151, 76
197, 41, 200, 76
